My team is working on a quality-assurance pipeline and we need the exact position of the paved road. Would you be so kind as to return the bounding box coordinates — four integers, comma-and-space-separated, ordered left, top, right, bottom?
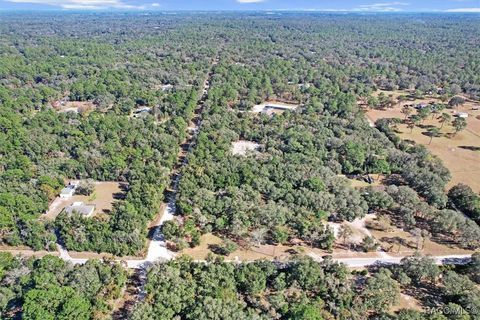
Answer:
56, 248, 472, 269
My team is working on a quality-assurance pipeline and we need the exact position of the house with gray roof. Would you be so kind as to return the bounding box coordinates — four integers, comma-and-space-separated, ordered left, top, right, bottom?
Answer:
64, 202, 95, 217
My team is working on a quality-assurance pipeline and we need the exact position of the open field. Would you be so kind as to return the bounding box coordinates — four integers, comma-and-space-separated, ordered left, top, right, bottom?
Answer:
323, 214, 397, 259
42, 181, 126, 220
181, 232, 383, 262
67, 250, 143, 261
181, 212, 474, 262
366, 95, 480, 192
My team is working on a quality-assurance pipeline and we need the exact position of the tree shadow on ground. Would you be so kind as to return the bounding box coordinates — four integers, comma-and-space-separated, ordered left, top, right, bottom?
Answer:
334, 242, 363, 252
421, 130, 443, 138
402, 282, 444, 309
380, 236, 417, 252
147, 225, 160, 241
459, 145, 480, 151
418, 124, 436, 130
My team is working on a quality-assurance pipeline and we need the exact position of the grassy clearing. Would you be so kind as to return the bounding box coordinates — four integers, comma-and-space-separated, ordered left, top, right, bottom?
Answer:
367, 215, 474, 257
181, 233, 300, 261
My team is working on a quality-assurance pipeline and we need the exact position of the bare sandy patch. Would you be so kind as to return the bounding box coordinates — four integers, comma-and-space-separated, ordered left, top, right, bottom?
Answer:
153, 83, 174, 91
53, 101, 95, 114
316, 249, 383, 260
332, 214, 376, 246
231, 140, 261, 156
250, 101, 299, 114
391, 293, 423, 313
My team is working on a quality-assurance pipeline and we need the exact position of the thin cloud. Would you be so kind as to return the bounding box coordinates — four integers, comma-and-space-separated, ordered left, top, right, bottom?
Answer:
6, 0, 146, 9
237, 0, 265, 3
353, 2, 409, 12
446, 7, 480, 12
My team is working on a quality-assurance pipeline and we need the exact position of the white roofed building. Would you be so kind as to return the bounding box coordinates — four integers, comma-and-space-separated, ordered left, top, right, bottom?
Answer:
64, 202, 95, 217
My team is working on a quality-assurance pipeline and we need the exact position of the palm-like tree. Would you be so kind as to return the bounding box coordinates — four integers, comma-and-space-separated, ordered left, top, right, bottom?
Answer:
439, 112, 451, 128
452, 117, 467, 136
407, 121, 415, 133
427, 127, 440, 145
338, 225, 354, 250
412, 228, 423, 250
417, 107, 431, 123
401, 105, 411, 119
431, 105, 439, 119
409, 115, 421, 133
251, 228, 267, 247
421, 230, 431, 250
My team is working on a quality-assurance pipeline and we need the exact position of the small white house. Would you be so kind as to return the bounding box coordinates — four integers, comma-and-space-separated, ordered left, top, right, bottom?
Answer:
60, 185, 75, 198
455, 112, 469, 118
59, 182, 78, 198
133, 106, 152, 118
161, 84, 174, 91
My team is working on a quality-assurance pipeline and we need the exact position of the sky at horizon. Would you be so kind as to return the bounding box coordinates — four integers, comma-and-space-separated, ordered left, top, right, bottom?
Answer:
0, 0, 479, 12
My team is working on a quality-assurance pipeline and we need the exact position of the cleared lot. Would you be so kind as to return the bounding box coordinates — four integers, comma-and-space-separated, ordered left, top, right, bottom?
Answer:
231, 140, 261, 156
53, 100, 95, 113
367, 215, 473, 257
250, 101, 299, 114
43, 181, 126, 220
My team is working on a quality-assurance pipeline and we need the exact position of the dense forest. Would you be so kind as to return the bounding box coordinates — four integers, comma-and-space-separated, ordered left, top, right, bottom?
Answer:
131, 254, 480, 319
0, 11, 480, 320
169, 14, 480, 251
0, 253, 127, 319
1, 13, 479, 254
0, 13, 217, 254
